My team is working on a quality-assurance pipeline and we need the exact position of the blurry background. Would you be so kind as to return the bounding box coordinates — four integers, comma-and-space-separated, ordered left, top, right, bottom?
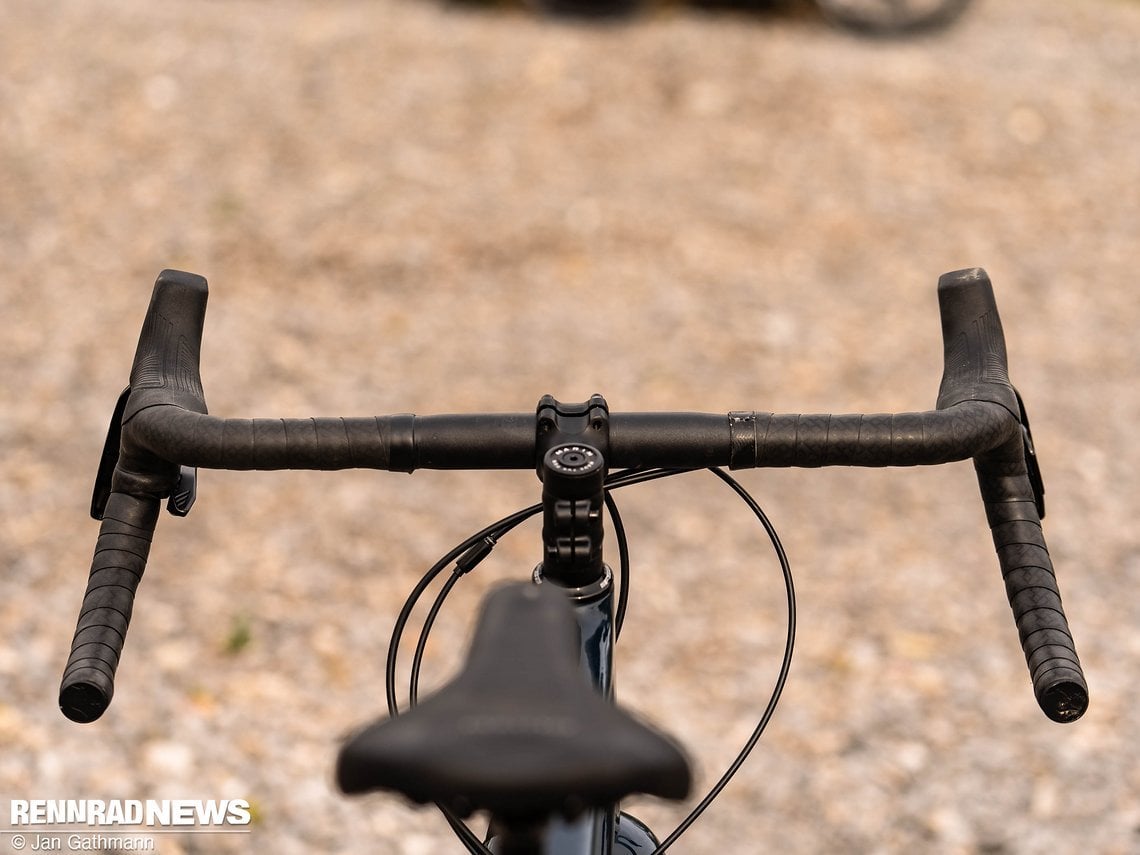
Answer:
2, 0, 1139, 852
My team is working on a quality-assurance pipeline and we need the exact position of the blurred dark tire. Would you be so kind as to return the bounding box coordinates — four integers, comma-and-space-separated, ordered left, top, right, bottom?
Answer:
815, 0, 973, 35
527, 0, 642, 18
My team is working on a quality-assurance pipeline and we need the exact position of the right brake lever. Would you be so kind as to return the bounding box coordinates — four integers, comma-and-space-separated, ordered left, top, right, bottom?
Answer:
1014, 388, 1046, 519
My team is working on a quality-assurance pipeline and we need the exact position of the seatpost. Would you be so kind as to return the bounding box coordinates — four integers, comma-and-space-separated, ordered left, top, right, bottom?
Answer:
535, 395, 610, 590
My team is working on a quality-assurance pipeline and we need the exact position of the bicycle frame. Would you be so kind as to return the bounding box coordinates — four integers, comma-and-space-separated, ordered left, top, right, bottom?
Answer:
485, 578, 644, 855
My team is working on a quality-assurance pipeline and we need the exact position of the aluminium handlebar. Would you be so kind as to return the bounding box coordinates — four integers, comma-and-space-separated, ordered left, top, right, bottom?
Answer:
59, 268, 1088, 725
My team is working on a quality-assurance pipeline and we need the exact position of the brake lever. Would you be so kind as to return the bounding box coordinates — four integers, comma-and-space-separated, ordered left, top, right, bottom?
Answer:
90, 385, 197, 520
1013, 388, 1046, 519
91, 387, 131, 520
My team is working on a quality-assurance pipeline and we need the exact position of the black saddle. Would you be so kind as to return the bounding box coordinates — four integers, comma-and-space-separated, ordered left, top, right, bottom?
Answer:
336, 582, 691, 820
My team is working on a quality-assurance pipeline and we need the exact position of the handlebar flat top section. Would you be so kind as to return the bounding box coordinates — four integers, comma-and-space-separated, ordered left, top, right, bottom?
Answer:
60, 268, 1088, 724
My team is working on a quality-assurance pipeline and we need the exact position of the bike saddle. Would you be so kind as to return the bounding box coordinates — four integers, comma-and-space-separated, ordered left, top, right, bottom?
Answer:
336, 581, 691, 819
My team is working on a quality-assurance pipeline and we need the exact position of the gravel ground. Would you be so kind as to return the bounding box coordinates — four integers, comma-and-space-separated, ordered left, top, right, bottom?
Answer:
3, 0, 1140, 852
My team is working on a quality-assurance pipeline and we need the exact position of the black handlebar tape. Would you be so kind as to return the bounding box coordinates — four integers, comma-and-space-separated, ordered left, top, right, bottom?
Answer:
724, 403, 1012, 469
126, 411, 541, 473
59, 492, 159, 722
977, 447, 1088, 722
